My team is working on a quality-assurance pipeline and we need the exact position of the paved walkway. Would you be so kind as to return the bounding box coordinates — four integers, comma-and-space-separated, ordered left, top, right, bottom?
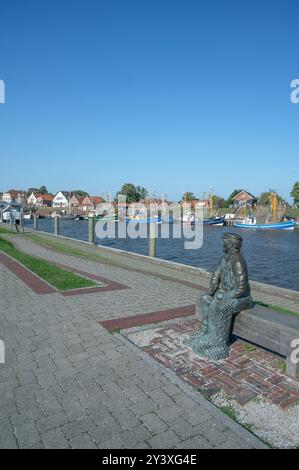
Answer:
0, 236, 269, 448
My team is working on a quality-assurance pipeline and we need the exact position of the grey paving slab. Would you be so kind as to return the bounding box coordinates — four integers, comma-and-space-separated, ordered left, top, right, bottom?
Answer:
0, 235, 269, 449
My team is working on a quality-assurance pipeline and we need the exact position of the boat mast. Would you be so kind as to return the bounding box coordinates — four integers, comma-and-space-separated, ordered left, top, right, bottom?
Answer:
270, 191, 278, 223
209, 186, 214, 213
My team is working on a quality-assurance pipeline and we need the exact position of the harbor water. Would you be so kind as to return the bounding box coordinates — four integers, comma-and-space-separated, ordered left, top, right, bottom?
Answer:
24, 218, 299, 292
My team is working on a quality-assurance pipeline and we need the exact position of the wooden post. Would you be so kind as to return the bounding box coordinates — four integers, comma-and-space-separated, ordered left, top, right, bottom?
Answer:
20, 213, 24, 235
149, 222, 156, 257
54, 216, 60, 236
88, 217, 95, 244
10, 210, 14, 232
33, 214, 38, 230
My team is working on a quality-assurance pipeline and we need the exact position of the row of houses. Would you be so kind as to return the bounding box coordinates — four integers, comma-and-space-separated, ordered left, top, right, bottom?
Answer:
1, 190, 104, 213
0, 189, 258, 212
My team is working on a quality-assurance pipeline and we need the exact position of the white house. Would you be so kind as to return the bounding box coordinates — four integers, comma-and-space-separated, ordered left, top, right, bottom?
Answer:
27, 192, 53, 207
52, 191, 71, 208
2, 190, 26, 204
27, 192, 38, 205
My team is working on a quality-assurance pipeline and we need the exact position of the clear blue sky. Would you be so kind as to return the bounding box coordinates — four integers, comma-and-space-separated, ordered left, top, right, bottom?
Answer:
0, 0, 298, 201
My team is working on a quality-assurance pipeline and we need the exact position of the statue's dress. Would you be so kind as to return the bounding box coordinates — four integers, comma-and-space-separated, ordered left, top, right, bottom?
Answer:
186, 249, 253, 360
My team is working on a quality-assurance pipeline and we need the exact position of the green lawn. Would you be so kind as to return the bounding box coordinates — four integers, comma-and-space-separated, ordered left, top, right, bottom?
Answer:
0, 226, 16, 234
0, 236, 98, 291
28, 234, 103, 260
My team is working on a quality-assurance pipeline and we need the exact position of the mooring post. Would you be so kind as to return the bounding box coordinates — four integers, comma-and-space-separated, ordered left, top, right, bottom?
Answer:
54, 215, 60, 236
20, 213, 24, 235
10, 210, 14, 232
33, 214, 38, 230
149, 222, 157, 257
88, 217, 95, 244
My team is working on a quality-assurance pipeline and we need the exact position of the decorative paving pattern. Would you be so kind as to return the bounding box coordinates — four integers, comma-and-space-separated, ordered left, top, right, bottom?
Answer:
0, 251, 128, 296
124, 318, 299, 410
100, 305, 196, 332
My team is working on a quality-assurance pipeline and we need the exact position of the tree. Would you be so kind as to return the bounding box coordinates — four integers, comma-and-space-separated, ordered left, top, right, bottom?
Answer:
258, 192, 271, 206
182, 192, 198, 202
71, 190, 89, 197
136, 186, 148, 201
28, 187, 39, 194
291, 182, 299, 207
213, 195, 225, 209
116, 183, 147, 203
258, 191, 284, 207
39, 185, 48, 194
223, 189, 243, 208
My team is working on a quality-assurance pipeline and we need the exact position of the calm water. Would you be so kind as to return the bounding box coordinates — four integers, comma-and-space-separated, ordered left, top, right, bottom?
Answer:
24, 219, 299, 292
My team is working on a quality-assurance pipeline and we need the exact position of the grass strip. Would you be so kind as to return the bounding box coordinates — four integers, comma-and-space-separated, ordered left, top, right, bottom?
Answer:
0, 226, 16, 234
255, 300, 299, 318
0, 236, 98, 291
28, 234, 106, 262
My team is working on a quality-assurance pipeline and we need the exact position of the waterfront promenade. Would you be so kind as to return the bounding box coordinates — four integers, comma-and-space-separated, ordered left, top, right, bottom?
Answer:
1, 230, 298, 449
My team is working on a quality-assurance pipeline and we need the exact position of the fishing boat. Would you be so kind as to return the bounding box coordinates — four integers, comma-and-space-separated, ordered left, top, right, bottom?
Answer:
234, 220, 295, 230
126, 216, 161, 224
203, 216, 225, 226
234, 192, 296, 230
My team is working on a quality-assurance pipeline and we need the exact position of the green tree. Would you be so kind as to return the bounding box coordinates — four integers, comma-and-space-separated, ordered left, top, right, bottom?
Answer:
258, 191, 284, 206
182, 192, 198, 202
291, 182, 299, 207
28, 187, 39, 194
39, 185, 48, 194
213, 195, 225, 209
71, 190, 89, 196
116, 183, 147, 203
136, 186, 148, 200
258, 192, 271, 206
223, 189, 243, 208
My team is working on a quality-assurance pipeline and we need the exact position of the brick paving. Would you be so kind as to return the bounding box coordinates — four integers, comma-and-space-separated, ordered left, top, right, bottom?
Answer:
124, 319, 299, 410
0, 235, 270, 448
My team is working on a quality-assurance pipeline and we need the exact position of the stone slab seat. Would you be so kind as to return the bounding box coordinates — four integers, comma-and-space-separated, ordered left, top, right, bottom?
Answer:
197, 303, 299, 380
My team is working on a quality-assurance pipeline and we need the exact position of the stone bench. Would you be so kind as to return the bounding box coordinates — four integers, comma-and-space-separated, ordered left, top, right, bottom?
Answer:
197, 302, 299, 380
233, 305, 299, 380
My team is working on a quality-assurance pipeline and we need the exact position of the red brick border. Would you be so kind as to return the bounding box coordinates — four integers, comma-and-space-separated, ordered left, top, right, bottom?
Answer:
53, 262, 128, 294
0, 251, 128, 296
100, 304, 196, 331
0, 252, 55, 294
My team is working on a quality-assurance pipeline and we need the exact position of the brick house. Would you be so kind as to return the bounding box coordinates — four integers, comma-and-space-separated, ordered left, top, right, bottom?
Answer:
80, 195, 104, 213
69, 194, 85, 210
232, 190, 258, 208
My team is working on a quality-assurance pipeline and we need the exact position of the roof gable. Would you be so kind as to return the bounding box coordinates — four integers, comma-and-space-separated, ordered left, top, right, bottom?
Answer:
232, 190, 257, 201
